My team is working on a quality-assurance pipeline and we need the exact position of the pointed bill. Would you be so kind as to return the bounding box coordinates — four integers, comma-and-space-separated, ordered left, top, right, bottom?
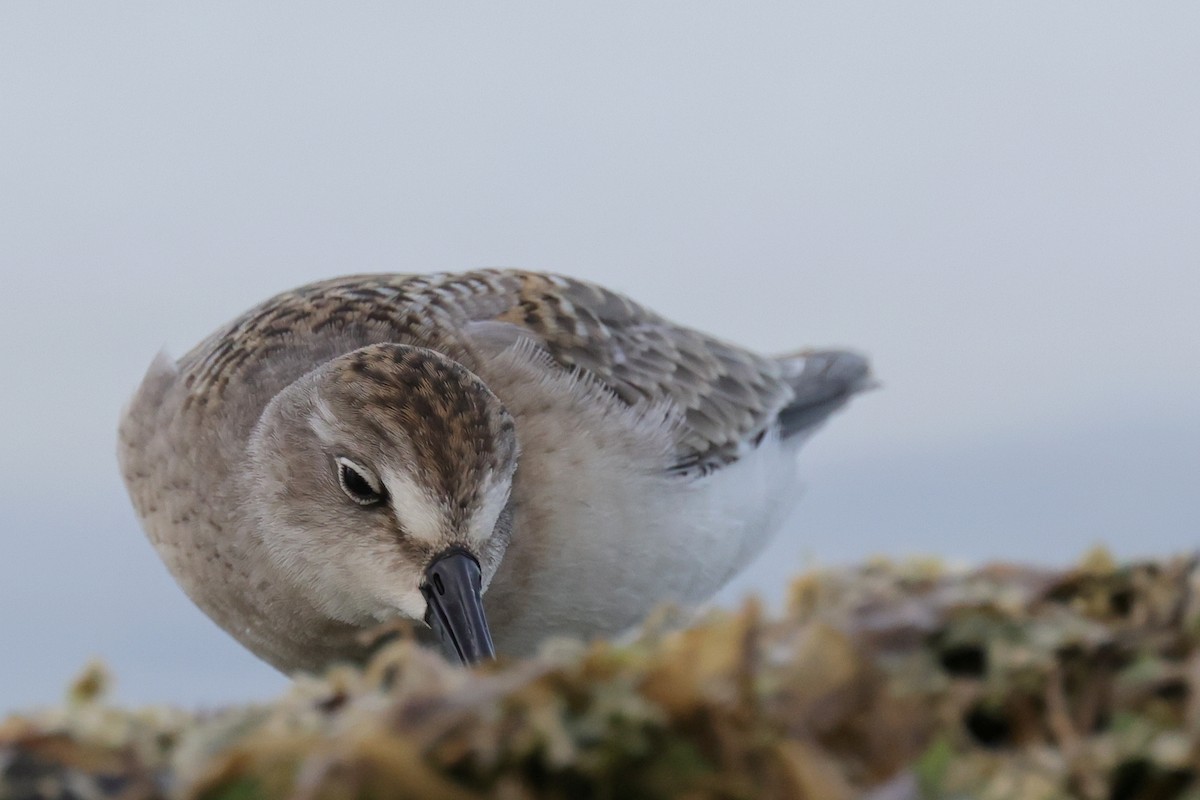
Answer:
421, 549, 496, 665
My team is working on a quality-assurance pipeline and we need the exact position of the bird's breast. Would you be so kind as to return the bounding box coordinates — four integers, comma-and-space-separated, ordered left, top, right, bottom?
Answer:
474, 351, 802, 655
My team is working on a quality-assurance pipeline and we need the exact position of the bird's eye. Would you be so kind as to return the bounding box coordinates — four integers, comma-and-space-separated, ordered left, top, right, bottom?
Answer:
335, 457, 386, 505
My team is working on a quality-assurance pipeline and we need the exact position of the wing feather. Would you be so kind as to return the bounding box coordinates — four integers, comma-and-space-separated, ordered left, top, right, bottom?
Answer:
179, 270, 798, 473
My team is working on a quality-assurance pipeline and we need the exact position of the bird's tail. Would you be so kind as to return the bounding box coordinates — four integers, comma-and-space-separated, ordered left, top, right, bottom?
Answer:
774, 349, 874, 440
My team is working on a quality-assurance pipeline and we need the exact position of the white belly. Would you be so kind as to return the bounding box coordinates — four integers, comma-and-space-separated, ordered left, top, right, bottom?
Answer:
481, 361, 802, 654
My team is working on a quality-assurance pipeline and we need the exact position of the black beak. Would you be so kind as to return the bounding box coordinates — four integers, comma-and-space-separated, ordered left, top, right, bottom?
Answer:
420, 549, 496, 665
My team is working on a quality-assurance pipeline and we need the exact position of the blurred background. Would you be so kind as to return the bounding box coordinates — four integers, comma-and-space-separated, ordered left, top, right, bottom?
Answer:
1, 4, 1197, 711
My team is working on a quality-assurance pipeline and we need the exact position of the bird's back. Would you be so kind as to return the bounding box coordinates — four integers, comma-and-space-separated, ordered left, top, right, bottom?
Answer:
166, 270, 865, 476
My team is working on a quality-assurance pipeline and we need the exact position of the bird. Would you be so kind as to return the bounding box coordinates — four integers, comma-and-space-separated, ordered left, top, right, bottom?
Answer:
118, 270, 871, 672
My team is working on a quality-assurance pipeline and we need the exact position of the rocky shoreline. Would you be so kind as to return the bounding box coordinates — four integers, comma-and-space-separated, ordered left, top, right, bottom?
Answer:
3, 550, 1198, 799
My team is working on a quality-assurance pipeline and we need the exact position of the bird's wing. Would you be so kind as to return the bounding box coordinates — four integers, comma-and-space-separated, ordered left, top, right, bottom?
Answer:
408, 270, 798, 474
180, 270, 846, 474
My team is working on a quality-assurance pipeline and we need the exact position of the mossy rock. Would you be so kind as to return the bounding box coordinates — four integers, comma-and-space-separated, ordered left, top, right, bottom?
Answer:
4, 550, 1199, 799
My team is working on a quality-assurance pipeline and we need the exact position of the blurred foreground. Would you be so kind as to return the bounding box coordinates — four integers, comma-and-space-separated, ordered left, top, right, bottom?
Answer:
3, 551, 1198, 800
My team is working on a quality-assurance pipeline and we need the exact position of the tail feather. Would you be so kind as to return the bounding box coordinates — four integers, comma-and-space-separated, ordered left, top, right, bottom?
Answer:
776, 350, 874, 440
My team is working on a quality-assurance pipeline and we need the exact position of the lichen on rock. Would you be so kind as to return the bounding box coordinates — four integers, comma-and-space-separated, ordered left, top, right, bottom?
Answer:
3, 550, 1199, 799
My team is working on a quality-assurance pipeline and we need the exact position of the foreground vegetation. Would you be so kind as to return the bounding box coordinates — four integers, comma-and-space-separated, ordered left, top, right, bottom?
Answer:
3, 550, 1199, 799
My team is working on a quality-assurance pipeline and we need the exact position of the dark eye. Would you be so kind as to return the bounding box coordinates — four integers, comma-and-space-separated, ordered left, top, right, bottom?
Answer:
335, 457, 386, 505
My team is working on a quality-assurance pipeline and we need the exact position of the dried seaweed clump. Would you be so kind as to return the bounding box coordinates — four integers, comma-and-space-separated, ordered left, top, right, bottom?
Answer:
3, 550, 1199, 800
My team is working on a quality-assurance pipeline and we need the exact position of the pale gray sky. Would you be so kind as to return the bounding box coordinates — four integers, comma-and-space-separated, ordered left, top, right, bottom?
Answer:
1, 3, 1197, 711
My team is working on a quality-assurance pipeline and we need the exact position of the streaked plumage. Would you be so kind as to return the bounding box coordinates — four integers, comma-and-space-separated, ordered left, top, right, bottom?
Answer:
119, 270, 871, 672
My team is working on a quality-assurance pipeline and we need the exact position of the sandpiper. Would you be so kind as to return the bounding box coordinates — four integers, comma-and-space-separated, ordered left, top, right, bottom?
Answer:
118, 270, 871, 671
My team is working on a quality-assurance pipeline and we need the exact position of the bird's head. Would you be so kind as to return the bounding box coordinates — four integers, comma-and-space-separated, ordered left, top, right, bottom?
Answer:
244, 343, 518, 665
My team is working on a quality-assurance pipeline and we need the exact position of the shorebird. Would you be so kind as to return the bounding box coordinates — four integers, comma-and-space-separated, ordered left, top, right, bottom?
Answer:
119, 270, 871, 672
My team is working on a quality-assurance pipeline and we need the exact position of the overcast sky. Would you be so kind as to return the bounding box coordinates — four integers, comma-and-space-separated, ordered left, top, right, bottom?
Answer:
1, 3, 1197, 712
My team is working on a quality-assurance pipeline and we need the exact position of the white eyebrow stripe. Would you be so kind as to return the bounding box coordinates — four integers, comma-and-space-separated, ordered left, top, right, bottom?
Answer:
308, 397, 339, 445
467, 471, 511, 545
382, 468, 444, 543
